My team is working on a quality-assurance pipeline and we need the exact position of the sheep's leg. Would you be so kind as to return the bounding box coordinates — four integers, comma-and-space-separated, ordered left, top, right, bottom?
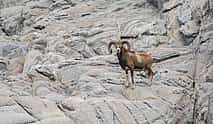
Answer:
125, 70, 129, 88
148, 68, 153, 86
130, 70, 135, 89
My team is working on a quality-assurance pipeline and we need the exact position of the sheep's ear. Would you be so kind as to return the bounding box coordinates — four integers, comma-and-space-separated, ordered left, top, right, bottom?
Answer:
108, 42, 116, 54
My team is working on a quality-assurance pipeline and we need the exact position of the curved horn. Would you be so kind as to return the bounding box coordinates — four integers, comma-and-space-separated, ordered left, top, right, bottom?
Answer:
108, 41, 116, 54
122, 41, 131, 50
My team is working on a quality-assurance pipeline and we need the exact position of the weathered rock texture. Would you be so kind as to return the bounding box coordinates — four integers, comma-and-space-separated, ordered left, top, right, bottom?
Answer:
0, 0, 212, 123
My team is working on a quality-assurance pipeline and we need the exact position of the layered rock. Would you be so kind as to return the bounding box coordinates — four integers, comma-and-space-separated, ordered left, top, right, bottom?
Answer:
0, 0, 212, 123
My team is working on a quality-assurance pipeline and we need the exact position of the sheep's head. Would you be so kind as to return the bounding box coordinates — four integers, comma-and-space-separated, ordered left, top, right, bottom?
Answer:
108, 21, 131, 54
108, 41, 131, 54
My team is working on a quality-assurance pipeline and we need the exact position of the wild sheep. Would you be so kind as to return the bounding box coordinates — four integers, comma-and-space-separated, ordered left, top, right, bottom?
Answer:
108, 41, 153, 89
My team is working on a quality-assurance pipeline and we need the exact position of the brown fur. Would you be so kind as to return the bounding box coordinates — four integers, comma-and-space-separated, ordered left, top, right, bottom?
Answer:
108, 41, 153, 89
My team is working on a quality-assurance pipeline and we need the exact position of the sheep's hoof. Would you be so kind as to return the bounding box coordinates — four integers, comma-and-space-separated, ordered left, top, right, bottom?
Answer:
124, 82, 129, 88
125, 84, 129, 88
148, 82, 152, 87
148, 83, 152, 87
130, 85, 135, 89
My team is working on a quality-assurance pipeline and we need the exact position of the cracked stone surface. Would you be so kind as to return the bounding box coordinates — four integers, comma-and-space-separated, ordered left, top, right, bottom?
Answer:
0, 0, 213, 123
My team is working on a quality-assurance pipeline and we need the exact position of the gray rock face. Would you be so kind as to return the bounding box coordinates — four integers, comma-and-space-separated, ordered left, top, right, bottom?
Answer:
0, 6, 26, 36
179, 20, 199, 44
0, 57, 8, 70
0, 0, 25, 9
0, 42, 27, 74
0, 0, 212, 124
176, 1, 193, 24
0, 43, 27, 57
206, 66, 213, 82
26, 0, 53, 9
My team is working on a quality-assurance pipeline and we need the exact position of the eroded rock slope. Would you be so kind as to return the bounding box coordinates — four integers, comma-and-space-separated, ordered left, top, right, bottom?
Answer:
0, 0, 213, 123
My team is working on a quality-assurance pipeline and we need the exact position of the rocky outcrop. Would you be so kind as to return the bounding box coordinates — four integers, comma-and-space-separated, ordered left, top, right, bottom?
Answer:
0, 0, 212, 123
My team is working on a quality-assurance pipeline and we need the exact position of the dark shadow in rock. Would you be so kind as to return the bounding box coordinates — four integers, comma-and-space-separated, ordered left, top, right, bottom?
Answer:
33, 25, 46, 30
